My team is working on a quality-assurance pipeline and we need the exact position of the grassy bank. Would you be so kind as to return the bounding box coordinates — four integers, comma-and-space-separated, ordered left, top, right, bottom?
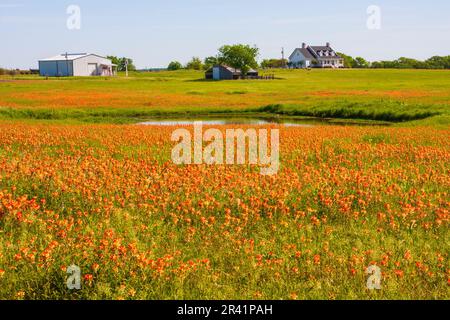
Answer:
0, 101, 446, 126
0, 102, 444, 125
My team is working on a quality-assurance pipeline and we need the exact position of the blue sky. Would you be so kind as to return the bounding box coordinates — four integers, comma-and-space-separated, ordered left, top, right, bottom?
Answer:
1, 0, 450, 69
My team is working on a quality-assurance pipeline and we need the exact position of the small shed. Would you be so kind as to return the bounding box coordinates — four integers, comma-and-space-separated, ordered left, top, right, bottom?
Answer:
39, 53, 116, 77
205, 65, 259, 80
247, 69, 259, 77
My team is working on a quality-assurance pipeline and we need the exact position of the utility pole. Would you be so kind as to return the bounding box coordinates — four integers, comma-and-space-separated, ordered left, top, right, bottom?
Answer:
65, 52, 68, 76
282, 47, 286, 68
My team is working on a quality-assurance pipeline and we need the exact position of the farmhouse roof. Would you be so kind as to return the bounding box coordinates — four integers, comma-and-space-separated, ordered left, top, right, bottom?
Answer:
298, 48, 315, 59
309, 46, 332, 52
308, 46, 341, 59
290, 44, 343, 60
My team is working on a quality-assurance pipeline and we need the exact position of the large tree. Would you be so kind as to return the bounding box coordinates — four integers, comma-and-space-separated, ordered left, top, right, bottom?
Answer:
217, 44, 259, 75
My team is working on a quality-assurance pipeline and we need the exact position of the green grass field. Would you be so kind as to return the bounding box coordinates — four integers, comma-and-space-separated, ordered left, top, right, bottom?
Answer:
1, 69, 449, 126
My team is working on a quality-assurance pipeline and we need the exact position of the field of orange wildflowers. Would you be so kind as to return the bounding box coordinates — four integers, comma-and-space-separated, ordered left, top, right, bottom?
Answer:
0, 122, 448, 299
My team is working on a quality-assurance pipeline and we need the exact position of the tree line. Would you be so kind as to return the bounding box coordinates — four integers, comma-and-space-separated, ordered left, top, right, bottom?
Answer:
2, 48, 449, 75
338, 53, 450, 69
168, 47, 450, 71
0, 68, 37, 76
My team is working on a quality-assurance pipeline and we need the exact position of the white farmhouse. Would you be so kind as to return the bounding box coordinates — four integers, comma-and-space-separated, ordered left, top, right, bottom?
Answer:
39, 53, 117, 77
289, 43, 344, 68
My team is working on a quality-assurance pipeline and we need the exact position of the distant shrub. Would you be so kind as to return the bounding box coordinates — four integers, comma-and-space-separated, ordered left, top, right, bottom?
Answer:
186, 57, 204, 70
168, 61, 182, 71
0, 68, 32, 76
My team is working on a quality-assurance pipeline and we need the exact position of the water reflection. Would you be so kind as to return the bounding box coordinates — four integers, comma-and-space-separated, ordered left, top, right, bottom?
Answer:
137, 118, 315, 127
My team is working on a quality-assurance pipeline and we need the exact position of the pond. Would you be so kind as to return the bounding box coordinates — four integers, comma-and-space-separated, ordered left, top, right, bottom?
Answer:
137, 116, 389, 127
138, 119, 313, 127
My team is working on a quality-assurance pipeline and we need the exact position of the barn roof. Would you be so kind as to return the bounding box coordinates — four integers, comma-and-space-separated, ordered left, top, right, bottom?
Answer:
205, 65, 258, 76
39, 53, 109, 62
220, 65, 241, 74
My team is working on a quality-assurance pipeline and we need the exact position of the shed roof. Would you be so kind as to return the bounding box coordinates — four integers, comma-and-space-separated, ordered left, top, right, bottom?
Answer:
206, 65, 258, 76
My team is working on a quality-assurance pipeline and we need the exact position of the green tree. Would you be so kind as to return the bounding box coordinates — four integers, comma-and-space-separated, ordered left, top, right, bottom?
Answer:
260, 59, 288, 69
168, 61, 183, 71
107, 56, 136, 72
425, 56, 445, 69
107, 56, 120, 66
353, 57, 370, 68
217, 44, 259, 75
370, 61, 384, 69
260, 59, 271, 69
186, 57, 204, 70
337, 52, 355, 68
426, 56, 450, 69
204, 56, 218, 70
395, 57, 428, 69
121, 58, 136, 72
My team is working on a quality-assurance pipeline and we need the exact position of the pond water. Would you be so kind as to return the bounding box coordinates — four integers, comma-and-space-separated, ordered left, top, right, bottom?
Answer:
137, 117, 320, 127
137, 116, 389, 127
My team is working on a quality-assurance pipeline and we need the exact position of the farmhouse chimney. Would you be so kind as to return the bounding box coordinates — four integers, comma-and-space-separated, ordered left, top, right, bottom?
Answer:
302, 43, 306, 49
326, 42, 330, 47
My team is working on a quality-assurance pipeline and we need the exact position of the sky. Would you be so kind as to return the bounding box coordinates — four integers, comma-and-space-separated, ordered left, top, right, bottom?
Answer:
1, 0, 450, 69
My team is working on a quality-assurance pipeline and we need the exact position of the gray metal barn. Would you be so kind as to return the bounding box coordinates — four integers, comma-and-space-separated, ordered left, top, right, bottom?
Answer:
38, 53, 116, 77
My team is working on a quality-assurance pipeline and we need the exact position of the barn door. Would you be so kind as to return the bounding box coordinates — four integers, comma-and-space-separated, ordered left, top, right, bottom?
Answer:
88, 63, 98, 76
213, 67, 220, 80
